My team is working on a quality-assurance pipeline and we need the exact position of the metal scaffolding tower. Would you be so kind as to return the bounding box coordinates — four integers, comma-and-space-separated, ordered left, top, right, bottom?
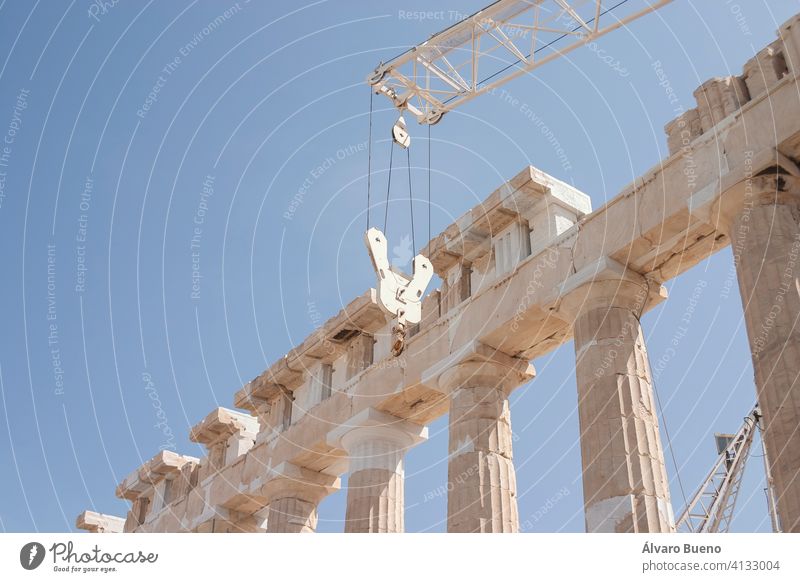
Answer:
676, 407, 782, 533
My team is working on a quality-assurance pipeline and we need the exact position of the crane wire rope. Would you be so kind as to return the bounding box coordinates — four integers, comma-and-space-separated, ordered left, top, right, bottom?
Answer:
366, 89, 374, 230
407, 146, 416, 257
428, 123, 432, 245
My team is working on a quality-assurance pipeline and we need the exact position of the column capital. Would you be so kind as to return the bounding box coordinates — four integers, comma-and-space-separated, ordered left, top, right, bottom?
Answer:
689, 170, 800, 234
421, 341, 535, 396
327, 408, 428, 453
257, 462, 340, 506
555, 257, 667, 322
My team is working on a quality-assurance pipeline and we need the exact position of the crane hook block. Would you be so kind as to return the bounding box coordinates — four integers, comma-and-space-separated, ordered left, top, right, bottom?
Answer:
392, 115, 411, 149
364, 227, 433, 325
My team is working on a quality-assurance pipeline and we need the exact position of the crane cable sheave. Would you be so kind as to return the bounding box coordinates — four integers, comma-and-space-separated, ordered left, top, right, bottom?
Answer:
392, 115, 411, 149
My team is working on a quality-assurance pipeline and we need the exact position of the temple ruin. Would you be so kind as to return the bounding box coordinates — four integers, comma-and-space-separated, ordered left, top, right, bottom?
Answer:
79, 13, 800, 534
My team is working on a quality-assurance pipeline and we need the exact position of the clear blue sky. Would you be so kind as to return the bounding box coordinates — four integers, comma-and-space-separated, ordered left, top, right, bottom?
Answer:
0, 0, 797, 533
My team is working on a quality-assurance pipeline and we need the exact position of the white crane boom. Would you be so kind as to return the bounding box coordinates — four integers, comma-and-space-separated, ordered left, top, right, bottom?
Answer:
368, 0, 674, 124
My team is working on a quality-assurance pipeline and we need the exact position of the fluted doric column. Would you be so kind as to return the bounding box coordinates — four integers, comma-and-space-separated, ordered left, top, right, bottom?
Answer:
433, 347, 535, 532
259, 462, 340, 533
559, 259, 674, 532
709, 173, 800, 531
330, 408, 427, 533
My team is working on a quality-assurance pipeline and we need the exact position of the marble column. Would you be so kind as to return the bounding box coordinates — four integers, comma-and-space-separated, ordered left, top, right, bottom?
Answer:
331, 409, 427, 533
260, 462, 340, 533
437, 355, 534, 533
723, 174, 800, 531
559, 261, 674, 532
